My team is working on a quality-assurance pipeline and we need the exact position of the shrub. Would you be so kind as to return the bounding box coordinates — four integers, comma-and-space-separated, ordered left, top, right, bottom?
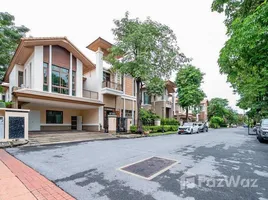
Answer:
161, 118, 179, 125
209, 116, 224, 129
130, 125, 178, 133
140, 108, 160, 125
130, 125, 137, 133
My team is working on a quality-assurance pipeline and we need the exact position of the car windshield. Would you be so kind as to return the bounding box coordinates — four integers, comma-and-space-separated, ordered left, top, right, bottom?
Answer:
184, 123, 193, 126
198, 124, 203, 126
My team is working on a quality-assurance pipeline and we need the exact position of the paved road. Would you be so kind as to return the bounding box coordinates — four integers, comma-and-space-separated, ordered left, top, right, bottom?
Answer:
7, 128, 268, 200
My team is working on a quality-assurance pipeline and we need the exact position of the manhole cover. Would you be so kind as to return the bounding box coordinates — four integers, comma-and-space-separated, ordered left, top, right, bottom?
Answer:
119, 156, 178, 180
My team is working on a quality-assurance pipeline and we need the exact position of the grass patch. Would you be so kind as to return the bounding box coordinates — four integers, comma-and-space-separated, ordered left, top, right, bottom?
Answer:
149, 131, 177, 137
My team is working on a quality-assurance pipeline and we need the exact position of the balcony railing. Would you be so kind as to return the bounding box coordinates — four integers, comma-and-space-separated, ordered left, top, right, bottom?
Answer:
83, 89, 98, 100
102, 81, 123, 91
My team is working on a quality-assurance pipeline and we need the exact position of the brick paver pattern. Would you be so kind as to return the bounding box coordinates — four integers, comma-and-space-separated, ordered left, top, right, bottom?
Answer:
0, 149, 75, 200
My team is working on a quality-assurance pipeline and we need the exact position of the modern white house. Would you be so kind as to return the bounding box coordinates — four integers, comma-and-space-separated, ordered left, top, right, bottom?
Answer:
1, 37, 137, 132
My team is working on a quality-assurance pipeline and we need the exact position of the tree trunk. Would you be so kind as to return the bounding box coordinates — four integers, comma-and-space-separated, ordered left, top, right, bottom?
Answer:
136, 79, 143, 134
186, 107, 189, 122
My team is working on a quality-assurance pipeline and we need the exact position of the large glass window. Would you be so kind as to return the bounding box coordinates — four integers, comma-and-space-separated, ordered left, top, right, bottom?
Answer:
52, 65, 69, 94
43, 63, 48, 91
144, 93, 151, 104
46, 110, 63, 124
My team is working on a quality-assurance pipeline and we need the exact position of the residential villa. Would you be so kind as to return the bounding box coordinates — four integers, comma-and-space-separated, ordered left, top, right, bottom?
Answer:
1, 36, 208, 133
1, 37, 136, 132
141, 81, 208, 123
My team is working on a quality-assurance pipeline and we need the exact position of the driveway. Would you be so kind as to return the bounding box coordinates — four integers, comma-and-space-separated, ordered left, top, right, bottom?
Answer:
7, 128, 268, 200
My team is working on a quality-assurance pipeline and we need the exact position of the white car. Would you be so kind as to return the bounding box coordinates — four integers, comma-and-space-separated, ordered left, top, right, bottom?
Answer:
178, 122, 200, 134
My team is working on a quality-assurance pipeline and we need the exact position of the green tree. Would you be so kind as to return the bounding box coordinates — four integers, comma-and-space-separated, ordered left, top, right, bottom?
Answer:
106, 12, 188, 133
212, 1, 268, 119
0, 12, 29, 79
207, 98, 229, 120
211, 0, 265, 32
175, 65, 205, 121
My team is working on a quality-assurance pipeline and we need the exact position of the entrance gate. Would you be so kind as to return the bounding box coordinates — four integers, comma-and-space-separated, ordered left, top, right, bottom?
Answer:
116, 117, 127, 133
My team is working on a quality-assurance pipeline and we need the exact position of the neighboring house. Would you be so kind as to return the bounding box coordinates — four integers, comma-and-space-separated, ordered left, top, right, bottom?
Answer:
141, 80, 176, 118
174, 99, 209, 123
1, 37, 136, 132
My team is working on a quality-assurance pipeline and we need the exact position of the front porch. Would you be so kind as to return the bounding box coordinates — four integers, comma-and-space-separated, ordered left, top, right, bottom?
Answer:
12, 88, 104, 132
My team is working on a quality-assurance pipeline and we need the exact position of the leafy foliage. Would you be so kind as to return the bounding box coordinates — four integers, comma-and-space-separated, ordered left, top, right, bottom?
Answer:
140, 108, 160, 125
106, 12, 188, 132
208, 98, 229, 119
161, 118, 179, 125
209, 116, 224, 129
130, 125, 178, 133
0, 12, 29, 79
175, 65, 205, 121
212, 0, 268, 119
211, 0, 265, 32
208, 98, 240, 125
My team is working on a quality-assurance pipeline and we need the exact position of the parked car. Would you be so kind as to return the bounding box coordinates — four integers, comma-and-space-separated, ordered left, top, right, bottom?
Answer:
197, 122, 208, 132
252, 123, 260, 135
257, 119, 268, 143
178, 122, 199, 134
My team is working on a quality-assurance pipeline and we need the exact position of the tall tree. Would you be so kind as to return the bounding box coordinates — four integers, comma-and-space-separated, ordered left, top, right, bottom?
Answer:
207, 98, 229, 120
212, 0, 268, 119
0, 12, 29, 79
175, 65, 205, 121
107, 12, 188, 133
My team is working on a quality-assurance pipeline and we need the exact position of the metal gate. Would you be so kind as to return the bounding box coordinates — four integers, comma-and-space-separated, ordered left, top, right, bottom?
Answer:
116, 117, 127, 133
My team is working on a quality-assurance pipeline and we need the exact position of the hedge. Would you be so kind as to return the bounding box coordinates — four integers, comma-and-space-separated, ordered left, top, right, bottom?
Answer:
161, 118, 179, 125
130, 125, 178, 133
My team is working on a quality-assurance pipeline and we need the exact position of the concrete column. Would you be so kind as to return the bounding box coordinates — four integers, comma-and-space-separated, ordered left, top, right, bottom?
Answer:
123, 98, 126, 117
69, 53, 73, 96
48, 45, 52, 92
96, 48, 104, 130
108, 115, 117, 134
76, 59, 83, 97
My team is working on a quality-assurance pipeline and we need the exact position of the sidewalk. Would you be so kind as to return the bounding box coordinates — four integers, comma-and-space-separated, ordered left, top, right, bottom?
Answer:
0, 149, 75, 200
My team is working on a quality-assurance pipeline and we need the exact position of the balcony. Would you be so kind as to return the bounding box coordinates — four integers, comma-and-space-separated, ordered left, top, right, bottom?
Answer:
83, 89, 98, 100
101, 81, 123, 96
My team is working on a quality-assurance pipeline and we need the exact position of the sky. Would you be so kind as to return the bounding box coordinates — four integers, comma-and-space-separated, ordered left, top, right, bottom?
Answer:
2, 0, 242, 112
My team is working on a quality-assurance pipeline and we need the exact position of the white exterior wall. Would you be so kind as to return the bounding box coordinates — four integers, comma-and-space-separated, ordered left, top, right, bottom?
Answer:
32, 46, 43, 91
76, 58, 83, 97
8, 66, 17, 102
24, 52, 34, 89
83, 69, 98, 92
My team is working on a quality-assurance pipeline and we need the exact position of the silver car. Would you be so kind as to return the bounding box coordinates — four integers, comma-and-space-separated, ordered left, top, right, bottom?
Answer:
257, 119, 268, 143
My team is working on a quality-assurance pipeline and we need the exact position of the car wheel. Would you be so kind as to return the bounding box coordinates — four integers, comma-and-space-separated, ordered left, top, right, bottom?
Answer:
191, 129, 193, 134
197, 129, 199, 134
178, 132, 181, 135
257, 136, 265, 143
206, 128, 208, 132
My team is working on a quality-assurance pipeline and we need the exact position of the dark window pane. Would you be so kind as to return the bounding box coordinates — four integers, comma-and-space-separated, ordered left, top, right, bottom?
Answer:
46, 110, 63, 124
61, 88, 69, 95
72, 90, 76, 96
61, 73, 69, 88
52, 87, 60, 93
43, 85, 48, 91
52, 71, 60, 86
18, 71, 23, 87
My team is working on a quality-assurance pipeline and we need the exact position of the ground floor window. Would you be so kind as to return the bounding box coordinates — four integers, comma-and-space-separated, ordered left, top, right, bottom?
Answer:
46, 110, 63, 124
